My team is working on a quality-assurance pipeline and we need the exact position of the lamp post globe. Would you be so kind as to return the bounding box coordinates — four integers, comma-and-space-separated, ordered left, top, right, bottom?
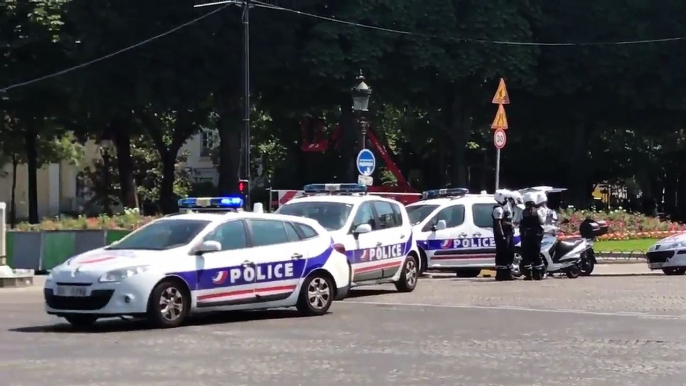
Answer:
351, 70, 372, 112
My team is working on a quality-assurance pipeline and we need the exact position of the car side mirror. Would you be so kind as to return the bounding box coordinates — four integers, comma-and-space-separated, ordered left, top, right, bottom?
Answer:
353, 224, 372, 235
431, 220, 447, 231
193, 240, 222, 255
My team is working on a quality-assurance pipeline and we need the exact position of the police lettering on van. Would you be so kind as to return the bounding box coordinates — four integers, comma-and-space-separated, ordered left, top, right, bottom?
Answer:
448, 237, 495, 249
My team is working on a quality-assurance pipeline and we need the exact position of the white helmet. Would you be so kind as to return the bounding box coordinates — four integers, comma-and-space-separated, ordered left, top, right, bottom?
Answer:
522, 191, 537, 205
494, 189, 510, 204
535, 191, 548, 206
509, 191, 524, 209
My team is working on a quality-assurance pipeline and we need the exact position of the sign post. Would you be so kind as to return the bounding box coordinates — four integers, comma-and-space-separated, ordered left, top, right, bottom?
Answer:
491, 78, 510, 190
356, 149, 376, 185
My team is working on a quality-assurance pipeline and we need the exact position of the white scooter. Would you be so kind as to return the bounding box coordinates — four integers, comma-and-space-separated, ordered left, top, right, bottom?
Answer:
514, 219, 606, 278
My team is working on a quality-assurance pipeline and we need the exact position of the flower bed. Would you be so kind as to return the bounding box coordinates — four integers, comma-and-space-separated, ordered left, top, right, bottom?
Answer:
559, 207, 686, 240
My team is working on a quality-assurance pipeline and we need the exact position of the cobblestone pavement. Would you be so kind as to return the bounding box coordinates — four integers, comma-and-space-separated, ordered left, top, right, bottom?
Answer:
1, 275, 686, 386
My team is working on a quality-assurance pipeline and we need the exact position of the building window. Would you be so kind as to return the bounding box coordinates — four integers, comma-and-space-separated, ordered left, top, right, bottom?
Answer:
200, 130, 218, 157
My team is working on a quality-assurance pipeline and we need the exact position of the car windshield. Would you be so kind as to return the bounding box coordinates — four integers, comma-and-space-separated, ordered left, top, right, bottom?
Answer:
107, 219, 211, 250
406, 204, 439, 225
277, 202, 353, 231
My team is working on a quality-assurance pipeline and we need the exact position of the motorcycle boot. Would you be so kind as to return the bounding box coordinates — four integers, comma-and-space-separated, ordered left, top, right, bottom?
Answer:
532, 264, 545, 280
522, 264, 533, 281
496, 265, 514, 281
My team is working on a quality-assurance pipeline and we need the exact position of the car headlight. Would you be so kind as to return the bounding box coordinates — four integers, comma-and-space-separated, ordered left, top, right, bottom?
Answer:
669, 241, 686, 249
99, 266, 150, 283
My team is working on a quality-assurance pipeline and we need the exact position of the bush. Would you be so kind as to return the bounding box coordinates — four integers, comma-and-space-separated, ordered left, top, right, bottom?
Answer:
559, 207, 684, 239
13, 208, 156, 231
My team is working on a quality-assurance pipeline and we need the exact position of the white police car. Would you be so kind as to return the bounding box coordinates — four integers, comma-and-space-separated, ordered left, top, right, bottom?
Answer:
276, 183, 420, 292
646, 233, 686, 275
407, 188, 521, 277
44, 196, 351, 329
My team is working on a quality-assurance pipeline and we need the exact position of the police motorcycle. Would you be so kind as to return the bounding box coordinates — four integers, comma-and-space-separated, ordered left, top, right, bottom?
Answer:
514, 187, 607, 278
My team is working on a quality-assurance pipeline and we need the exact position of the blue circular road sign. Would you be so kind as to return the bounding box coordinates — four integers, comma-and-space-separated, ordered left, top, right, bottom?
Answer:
356, 149, 376, 176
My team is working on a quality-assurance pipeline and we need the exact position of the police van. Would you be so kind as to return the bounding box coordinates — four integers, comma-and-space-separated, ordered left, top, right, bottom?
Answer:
44, 196, 351, 329
276, 183, 420, 292
407, 188, 521, 277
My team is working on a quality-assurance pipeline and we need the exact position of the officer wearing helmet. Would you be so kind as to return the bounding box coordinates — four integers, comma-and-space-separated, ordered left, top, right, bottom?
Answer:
519, 191, 547, 280
492, 189, 515, 281
508, 191, 525, 227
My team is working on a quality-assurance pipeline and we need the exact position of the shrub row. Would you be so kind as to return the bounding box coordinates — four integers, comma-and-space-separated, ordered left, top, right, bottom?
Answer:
12, 207, 686, 241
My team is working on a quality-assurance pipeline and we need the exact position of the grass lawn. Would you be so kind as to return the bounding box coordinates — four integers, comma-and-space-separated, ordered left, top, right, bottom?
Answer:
594, 238, 659, 252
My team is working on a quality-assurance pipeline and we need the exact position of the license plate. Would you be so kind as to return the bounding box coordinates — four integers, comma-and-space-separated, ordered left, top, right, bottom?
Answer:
650, 263, 664, 269
56, 286, 88, 297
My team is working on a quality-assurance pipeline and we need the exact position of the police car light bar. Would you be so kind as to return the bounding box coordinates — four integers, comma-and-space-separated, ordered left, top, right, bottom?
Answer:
422, 188, 469, 200
177, 196, 244, 210
303, 183, 367, 194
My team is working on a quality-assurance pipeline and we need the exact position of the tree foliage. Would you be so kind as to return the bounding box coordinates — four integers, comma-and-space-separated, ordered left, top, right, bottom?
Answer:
2, 0, 686, 220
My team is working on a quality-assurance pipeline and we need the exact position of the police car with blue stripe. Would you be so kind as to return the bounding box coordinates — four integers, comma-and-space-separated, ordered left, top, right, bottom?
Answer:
43, 196, 351, 329
276, 183, 420, 292
407, 188, 522, 277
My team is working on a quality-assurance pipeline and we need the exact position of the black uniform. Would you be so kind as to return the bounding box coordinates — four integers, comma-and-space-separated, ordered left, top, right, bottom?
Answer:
519, 205, 544, 280
492, 203, 514, 281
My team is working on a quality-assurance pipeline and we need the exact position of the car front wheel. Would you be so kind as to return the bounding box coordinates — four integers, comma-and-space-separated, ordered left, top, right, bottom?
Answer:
146, 280, 189, 328
663, 267, 686, 276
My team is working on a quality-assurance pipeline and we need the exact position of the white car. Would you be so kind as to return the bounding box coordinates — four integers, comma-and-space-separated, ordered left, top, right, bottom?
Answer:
276, 183, 420, 292
44, 197, 351, 329
407, 188, 521, 277
646, 233, 686, 275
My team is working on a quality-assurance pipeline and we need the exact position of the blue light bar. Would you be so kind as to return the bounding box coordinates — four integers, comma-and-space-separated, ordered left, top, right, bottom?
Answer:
177, 196, 244, 209
303, 183, 367, 194
422, 188, 469, 200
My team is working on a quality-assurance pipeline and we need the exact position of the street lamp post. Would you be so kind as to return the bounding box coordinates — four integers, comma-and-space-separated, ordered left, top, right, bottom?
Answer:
351, 71, 372, 151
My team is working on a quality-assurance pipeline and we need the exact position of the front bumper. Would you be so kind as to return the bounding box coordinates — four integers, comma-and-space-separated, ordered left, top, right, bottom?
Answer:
44, 275, 153, 316
646, 249, 686, 270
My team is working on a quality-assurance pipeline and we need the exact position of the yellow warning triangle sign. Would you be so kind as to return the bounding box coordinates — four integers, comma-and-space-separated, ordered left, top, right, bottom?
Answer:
491, 104, 508, 130
492, 78, 510, 105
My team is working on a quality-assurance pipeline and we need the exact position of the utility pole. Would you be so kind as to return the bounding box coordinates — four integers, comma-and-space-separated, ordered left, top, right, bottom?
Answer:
194, 0, 252, 208
242, 0, 251, 209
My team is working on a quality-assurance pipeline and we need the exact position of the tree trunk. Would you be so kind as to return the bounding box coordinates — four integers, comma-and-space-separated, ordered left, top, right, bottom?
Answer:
10, 155, 18, 227
113, 130, 137, 209
159, 149, 179, 214
216, 93, 242, 195
25, 130, 39, 224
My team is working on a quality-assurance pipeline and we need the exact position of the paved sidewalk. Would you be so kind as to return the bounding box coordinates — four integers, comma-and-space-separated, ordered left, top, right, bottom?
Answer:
593, 263, 656, 276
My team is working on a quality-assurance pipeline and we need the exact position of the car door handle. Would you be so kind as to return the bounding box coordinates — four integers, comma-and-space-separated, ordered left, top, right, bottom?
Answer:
459, 233, 468, 238
291, 253, 303, 259
400, 234, 406, 239
242, 260, 253, 266
376, 241, 382, 247
473, 232, 481, 237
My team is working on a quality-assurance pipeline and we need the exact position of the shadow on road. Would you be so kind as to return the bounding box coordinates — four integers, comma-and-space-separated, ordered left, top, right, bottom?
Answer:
344, 288, 398, 298
9, 309, 314, 334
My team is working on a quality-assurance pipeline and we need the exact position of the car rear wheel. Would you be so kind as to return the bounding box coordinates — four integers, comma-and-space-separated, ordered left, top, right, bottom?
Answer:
65, 315, 98, 328
146, 280, 189, 328
662, 267, 686, 276
297, 274, 333, 316
395, 255, 418, 292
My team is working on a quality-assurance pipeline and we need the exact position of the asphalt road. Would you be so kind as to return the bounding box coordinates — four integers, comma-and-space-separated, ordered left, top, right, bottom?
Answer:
2, 271, 686, 386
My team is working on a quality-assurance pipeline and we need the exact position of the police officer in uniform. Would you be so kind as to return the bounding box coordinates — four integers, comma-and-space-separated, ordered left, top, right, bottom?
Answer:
492, 189, 515, 281
519, 191, 547, 280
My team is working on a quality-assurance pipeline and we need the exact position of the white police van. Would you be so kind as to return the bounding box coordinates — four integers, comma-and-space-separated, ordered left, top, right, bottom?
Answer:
407, 188, 521, 277
44, 196, 351, 329
276, 183, 420, 292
